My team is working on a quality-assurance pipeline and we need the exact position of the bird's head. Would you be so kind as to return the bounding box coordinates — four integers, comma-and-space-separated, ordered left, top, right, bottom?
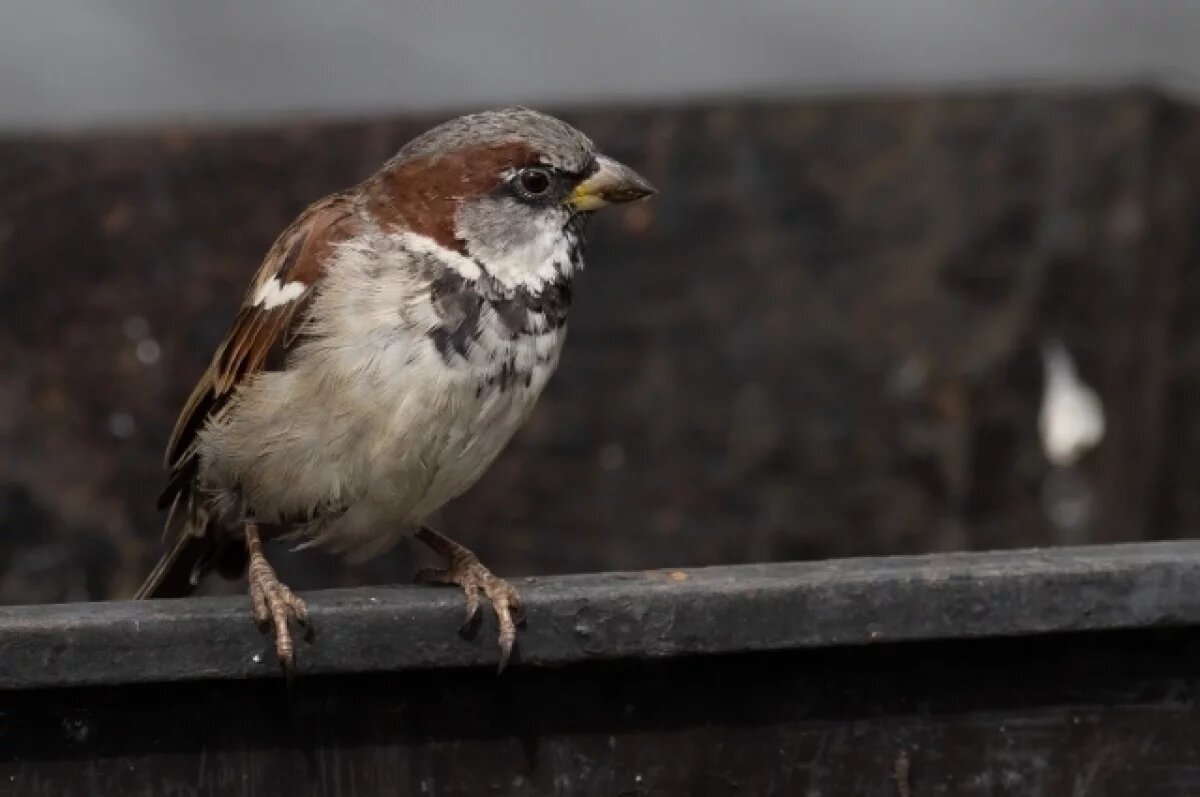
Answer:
368, 107, 655, 289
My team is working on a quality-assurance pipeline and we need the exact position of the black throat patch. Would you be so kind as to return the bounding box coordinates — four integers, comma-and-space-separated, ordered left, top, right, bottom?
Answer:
427, 267, 573, 364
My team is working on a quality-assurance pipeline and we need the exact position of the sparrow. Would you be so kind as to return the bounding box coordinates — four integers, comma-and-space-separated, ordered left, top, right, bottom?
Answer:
134, 107, 655, 673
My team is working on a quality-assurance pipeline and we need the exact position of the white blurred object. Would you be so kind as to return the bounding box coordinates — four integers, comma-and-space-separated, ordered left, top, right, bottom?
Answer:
1038, 338, 1105, 467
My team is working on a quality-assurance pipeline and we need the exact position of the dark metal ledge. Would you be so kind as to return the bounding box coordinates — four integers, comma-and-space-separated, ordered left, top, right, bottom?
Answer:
3, 541, 1200, 690
6, 542, 1200, 795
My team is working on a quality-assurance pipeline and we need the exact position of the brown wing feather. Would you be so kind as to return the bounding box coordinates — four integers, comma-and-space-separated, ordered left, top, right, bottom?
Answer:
163, 192, 358, 475
139, 192, 359, 598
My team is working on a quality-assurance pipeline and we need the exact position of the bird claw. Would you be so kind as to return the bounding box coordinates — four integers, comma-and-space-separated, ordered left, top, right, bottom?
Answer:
416, 550, 525, 672
248, 550, 308, 675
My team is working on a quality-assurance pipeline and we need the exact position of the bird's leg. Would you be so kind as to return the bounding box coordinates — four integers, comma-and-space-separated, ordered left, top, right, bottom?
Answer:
414, 526, 525, 672
246, 522, 308, 673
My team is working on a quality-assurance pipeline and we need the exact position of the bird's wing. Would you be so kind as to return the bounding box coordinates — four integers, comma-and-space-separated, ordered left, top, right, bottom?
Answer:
159, 191, 360, 507
138, 191, 360, 600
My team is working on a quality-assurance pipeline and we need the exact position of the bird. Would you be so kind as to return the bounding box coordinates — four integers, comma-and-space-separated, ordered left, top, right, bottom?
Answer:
134, 107, 656, 673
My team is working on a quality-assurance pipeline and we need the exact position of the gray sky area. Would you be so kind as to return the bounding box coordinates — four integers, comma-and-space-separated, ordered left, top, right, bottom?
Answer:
2, 0, 1198, 130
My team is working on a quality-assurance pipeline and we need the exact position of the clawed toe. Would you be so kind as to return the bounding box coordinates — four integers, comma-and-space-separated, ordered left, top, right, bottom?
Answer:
484, 575, 524, 671
246, 525, 307, 674
416, 565, 482, 626
415, 527, 526, 672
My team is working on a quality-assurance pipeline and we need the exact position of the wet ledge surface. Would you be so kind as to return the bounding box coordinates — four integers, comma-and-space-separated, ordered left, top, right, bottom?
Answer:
2, 540, 1200, 690
6, 542, 1200, 795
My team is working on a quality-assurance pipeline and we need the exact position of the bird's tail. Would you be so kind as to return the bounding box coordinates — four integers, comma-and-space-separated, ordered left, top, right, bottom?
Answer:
132, 485, 212, 599
134, 486, 248, 599
133, 530, 214, 599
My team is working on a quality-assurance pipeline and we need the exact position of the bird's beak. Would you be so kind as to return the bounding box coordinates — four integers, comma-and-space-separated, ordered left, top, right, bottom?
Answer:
568, 154, 656, 212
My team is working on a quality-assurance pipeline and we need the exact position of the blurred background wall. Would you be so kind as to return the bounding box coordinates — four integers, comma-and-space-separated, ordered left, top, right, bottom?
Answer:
2, 1, 1199, 603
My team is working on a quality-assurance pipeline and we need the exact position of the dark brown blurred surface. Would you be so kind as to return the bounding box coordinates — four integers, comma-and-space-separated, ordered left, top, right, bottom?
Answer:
2, 90, 1198, 604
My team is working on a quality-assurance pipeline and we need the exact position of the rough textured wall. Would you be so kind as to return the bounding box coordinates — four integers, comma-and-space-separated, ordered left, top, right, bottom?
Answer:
1, 91, 1197, 603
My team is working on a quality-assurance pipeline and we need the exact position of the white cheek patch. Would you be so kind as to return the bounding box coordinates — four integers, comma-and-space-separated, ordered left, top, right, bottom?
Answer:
253, 278, 308, 309
396, 231, 483, 280
474, 215, 576, 291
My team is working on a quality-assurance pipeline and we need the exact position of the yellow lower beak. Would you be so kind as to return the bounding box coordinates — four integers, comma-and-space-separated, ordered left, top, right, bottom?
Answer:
569, 155, 656, 212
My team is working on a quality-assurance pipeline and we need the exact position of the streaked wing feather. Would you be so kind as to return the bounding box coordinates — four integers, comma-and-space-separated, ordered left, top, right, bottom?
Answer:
160, 192, 358, 498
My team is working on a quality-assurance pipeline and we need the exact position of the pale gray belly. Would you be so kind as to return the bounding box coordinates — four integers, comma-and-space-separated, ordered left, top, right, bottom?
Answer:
197, 326, 565, 559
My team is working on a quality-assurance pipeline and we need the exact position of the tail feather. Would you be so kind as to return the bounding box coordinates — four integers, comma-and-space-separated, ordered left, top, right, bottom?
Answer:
133, 532, 213, 599
136, 482, 246, 599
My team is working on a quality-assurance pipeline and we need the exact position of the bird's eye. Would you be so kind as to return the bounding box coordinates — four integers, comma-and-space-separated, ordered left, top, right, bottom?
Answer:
514, 167, 553, 199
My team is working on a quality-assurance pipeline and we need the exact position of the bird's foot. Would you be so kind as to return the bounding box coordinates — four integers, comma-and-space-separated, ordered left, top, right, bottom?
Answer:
414, 527, 525, 672
246, 525, 308, 674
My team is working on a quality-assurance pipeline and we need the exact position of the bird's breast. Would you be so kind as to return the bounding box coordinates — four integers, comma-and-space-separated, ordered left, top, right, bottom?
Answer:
198, 230, 575, 558
288, 237, 569, 542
